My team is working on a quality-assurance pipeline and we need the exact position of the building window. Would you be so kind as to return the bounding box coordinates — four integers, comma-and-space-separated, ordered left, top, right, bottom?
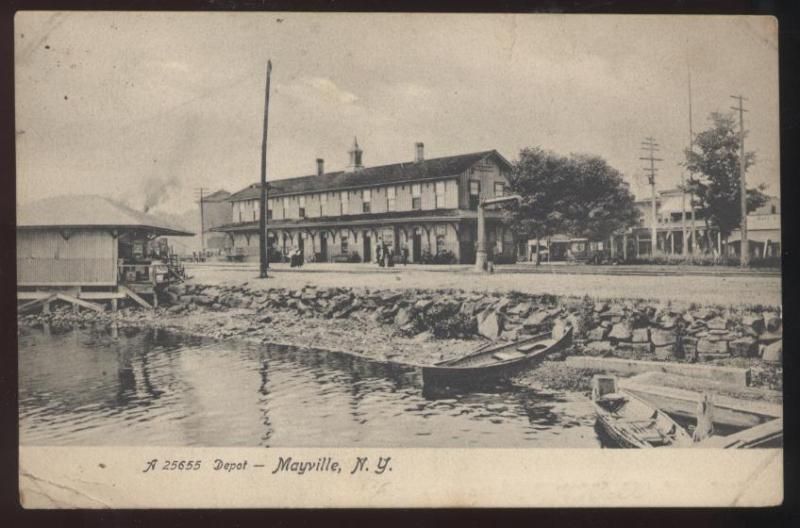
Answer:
341, 236, 349, 254
252, 210, 256, 221
494, 182, 505, 197
340, 192, 347, 215
435, 181, 446, 209
435, 225, 447, 254
299, 195, 306, 218
320, 193, 327, 215
283, 197, 290, 217
387, 186, 396, 211
412, 183, 422, 210
362, 189, 371, 213
267, 208, 272, 220
469, 180, 480, 210
238, 209, 242, 222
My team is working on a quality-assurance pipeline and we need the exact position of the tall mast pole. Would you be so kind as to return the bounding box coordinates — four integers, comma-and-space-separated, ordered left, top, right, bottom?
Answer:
730, 94, 749, 267
687, 60, 696, 255
259, 60, 273, 279
640, 137, 662, 255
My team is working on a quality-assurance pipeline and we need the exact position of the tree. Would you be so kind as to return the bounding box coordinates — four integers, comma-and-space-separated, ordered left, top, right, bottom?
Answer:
506, 147, 640, 262
683, 112, 767, 246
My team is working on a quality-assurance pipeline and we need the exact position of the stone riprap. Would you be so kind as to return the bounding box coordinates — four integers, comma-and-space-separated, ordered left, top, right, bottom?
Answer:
17, 281, 783, 391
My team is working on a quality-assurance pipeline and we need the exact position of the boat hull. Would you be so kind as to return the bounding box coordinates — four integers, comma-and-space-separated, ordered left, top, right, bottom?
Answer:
421, 329, 572, 390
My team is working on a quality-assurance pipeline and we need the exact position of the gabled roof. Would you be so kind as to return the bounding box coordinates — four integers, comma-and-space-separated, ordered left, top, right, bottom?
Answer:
202, 189, 231, 202
228, 150, 511, 202
17, 195, 194, 236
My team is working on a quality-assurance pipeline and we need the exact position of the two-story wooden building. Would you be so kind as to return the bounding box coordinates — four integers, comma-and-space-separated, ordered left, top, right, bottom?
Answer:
215, 141, 515, 264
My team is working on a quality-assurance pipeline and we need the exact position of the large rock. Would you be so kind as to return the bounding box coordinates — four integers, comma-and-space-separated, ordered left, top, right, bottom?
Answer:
697, 338, 729, 355
507, 302, 532, 316
584, 341, 614, 356
761, 340, 782, 363
477, 310, 503, 339
523, 310, 553, 329
632, 328, 650, 343
653, 343, 677, 360
729, 337, 757, 357
414, 299, 433, 312
763, 312, 782, 333
706, 317, 728, 331
394, 307, 416, 326
608, 322, 633, 342
741, 314, 765, 334
587, 326, 609, 341
650, 328, 677, 347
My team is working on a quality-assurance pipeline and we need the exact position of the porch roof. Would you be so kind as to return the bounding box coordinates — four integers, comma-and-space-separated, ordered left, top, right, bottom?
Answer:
213, 208, 504, 233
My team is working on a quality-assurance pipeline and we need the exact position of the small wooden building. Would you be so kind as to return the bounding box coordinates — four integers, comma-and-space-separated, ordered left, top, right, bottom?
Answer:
17, 195, 193, 312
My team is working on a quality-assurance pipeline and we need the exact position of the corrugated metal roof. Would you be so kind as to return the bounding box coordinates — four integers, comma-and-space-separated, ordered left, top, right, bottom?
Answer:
17, 195, 194, 236
228, 150, 510, 202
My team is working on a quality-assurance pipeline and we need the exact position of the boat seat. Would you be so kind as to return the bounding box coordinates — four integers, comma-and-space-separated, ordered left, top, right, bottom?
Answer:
493, 351, 525, 361
517, 341, 552, 353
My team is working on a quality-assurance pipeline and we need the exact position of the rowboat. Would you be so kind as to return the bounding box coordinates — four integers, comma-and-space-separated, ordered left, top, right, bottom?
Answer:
592, 375, 693, 448
421, 327, 573, 389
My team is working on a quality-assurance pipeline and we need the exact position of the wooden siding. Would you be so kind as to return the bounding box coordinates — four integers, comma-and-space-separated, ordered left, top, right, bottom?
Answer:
17, 229, 117, 286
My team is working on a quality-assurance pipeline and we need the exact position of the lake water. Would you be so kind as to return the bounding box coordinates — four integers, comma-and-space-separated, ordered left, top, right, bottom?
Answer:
19, 325, 602, 447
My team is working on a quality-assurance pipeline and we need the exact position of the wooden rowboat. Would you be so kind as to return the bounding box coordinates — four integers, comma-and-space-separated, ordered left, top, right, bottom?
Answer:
422, 327, 573, 389
591, 375, 693, 448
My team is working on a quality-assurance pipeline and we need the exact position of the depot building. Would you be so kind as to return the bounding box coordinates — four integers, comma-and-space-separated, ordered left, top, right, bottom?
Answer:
215, 141, 516, 265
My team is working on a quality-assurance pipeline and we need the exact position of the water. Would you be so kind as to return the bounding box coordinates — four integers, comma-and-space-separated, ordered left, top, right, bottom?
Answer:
19, 325, 602, 447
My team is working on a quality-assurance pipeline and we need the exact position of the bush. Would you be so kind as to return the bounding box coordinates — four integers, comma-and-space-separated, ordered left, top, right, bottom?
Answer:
621, 253, 780, 268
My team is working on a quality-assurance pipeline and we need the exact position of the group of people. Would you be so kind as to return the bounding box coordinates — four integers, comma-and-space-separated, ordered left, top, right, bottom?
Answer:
289, 247, 304, 268
376, 241, 408, 267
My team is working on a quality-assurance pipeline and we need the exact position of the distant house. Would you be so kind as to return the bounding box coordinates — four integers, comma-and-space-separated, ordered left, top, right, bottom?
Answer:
215, 141, 516, 264
17, 195, 193, 310
200, 189, 232, 253
728, 196, 781, 258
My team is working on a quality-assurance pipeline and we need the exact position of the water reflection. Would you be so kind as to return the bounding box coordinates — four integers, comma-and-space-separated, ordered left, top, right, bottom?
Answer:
19, 326, 601, 447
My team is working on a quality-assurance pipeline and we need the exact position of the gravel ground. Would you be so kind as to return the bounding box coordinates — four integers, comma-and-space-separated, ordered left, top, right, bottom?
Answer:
186, 264, 782, 308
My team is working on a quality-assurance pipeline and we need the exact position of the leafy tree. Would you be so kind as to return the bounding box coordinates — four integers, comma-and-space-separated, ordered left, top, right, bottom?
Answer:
506, 147, 639, 262
683, 112, 767, 244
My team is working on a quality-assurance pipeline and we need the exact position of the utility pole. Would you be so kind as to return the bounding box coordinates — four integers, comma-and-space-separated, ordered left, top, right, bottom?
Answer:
640, 137, 662, 255
687, 61, 697, 256
259, 60, 272, 279
730, 95, 749, 267
195, 187, 208, 254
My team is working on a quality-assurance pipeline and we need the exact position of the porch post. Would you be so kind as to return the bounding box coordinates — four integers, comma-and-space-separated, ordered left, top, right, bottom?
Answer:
474, 200, 487, 271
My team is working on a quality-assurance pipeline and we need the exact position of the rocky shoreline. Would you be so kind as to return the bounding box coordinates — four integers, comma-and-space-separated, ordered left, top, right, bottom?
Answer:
18, 281, 783, 394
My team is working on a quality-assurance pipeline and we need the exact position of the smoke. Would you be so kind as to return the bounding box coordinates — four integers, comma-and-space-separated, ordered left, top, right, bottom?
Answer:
142, 173, 181, 213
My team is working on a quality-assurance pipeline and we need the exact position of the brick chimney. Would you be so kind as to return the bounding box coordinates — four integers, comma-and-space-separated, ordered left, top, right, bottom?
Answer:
316, 158, 324, 176
415, 142, 425, 162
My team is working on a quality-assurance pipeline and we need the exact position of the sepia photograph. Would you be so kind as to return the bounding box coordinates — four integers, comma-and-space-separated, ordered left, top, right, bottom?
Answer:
15, 11, 782, 507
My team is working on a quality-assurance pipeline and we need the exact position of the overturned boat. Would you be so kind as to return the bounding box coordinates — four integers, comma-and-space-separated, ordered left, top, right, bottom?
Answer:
422, 327, 573, 390
591, 375, 693, 448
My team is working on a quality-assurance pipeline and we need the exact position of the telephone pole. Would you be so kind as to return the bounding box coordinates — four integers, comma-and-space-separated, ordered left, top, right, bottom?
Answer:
640, 137, 662, 255
687, 60, 697, 256
194, 187, 208, 254
730, 95, 749, 267
259, 60, 273, 279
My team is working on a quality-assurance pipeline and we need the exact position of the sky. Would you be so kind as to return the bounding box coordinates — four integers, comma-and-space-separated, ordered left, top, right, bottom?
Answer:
15, 12, 780, 217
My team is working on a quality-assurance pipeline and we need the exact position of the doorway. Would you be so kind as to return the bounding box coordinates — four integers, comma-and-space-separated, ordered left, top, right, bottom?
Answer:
298, 236, 305, 259
412, 230, 422, 262
320, 232, 328, 262
363, 233, 372, 263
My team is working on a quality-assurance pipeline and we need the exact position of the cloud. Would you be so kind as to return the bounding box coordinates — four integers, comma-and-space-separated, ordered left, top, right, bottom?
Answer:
281, 76, 359, 105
